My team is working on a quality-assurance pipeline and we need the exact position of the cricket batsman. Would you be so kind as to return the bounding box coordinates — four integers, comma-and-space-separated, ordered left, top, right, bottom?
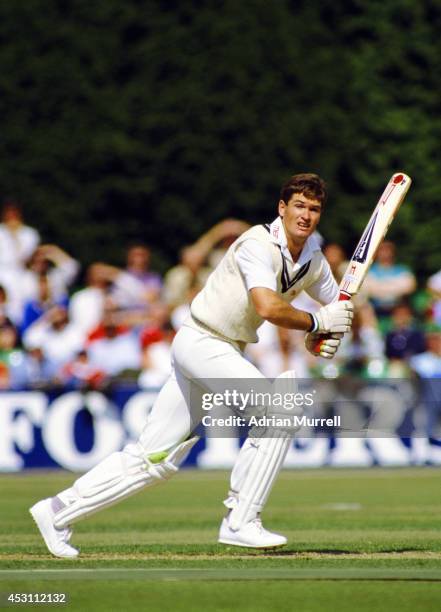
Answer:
30, 173, 353, 556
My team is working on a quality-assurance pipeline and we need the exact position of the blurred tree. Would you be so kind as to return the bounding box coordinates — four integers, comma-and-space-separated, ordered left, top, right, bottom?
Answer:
0, 0, 439, 279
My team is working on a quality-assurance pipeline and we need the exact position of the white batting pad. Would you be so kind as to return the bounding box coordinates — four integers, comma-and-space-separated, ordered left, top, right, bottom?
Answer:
227, 433, 291, 530
225, 371, 297, 529
53, 436, 198, 528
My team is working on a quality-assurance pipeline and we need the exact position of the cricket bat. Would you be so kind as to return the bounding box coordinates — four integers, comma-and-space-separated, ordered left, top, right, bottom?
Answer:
337, 172, 412, 301
314, 172, 412, 351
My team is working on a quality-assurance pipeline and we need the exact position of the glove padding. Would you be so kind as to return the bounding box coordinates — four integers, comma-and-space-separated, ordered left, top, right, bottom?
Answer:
312, 300, 354, 333
305, 332, 343, 359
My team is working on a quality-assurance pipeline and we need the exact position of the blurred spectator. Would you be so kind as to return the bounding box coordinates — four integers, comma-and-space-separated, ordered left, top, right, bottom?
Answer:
322, 243, 347, 284
192, 218, 251, 269
0, 303, 14, 333
70, 262, 154, 335
327, 304, 385, 378
0, 200, 40, 271
0, 321, 28, 389
0, 361, 9, 388
86, 309, 142, 378
364, 241, 416, 323
22, 244, 79, 304
20, 274, 68, 335
0, 272, 28, 326
290, 242, 347, 317
111, 246, 165, 324
410, 324, 441, 441
427, 270, 441, 326
0, 285, 19, 326
163, 246, 212, 310
0, 243, 77, 327
60, 350, 106, 389
410, 324, 441, 378
86, 303, 130, 342
69, 263, 112, 335
163, 219, 250, 309
123, 244, 162, 300
22, 347, 57, 389
138, 320, 175, 388
246, 322, 310, 378
22, 305, 85, 376
169, 277, 204, 331
385, 303, 426, 362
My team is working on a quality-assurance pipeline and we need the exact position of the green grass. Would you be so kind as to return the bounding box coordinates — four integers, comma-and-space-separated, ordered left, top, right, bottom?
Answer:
1, 468, 441, 610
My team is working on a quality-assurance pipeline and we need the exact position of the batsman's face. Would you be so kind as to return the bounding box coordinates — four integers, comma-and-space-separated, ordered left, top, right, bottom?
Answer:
278, 193, 322, 243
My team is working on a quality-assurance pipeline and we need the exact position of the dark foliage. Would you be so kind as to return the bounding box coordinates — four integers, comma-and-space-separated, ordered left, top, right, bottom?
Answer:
0, 0, 439, 277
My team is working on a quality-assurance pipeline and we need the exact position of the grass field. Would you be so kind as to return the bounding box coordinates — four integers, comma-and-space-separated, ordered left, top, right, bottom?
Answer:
1, 468, 441, 611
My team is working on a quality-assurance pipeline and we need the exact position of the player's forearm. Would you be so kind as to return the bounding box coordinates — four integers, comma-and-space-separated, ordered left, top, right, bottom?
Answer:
251, 287, 353, 334
264, 305, 313, 331
251, 289, 312, 331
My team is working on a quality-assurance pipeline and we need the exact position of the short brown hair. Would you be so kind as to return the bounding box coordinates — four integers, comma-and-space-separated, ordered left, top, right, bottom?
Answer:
280, 173, 327, 206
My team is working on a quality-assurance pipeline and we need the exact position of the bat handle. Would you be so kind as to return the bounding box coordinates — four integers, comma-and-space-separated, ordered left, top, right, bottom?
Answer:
337, 291, 352, 302
311, 291, 353, 354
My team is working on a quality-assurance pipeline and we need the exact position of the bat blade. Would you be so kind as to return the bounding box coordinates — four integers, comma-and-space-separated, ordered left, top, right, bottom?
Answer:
338, 172, 412, 301
312, 172, 411, 355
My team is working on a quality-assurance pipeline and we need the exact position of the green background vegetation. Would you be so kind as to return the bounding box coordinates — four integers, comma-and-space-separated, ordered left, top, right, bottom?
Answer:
0, 0, 439, 277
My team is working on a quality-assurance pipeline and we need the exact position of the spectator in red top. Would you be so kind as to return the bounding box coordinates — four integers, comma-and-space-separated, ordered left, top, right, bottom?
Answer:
138, 320, 175, 388
60, 350, 106, 390
86, 308, 142, 378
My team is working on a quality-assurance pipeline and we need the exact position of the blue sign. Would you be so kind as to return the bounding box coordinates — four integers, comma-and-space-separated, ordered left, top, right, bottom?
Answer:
0, 384, 439, 471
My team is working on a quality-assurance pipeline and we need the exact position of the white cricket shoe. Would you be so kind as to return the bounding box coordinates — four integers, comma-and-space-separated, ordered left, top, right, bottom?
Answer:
218, 517, 287, 549
29, 498, 79, 559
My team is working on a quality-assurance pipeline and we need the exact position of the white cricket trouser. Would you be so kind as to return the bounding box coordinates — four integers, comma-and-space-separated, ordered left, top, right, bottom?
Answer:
141, 322, 293, 527
138, 322, 265, 454
53, 321, 293, 528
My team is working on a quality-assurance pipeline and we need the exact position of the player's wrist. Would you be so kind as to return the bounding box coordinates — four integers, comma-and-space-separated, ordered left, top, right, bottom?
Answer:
307, 313, 318, 333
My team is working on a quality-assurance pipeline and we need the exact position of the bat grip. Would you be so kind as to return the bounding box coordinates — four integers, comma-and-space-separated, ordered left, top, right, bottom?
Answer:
337, 291, 352, 302
311, 291, 352, 354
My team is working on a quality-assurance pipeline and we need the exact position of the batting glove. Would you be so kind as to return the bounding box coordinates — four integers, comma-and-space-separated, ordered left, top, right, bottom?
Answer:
309, 301, 354, 334
305, 332, 343, 359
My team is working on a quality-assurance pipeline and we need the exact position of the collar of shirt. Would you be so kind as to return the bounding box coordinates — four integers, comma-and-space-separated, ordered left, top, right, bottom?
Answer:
268, 217, 321, 266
